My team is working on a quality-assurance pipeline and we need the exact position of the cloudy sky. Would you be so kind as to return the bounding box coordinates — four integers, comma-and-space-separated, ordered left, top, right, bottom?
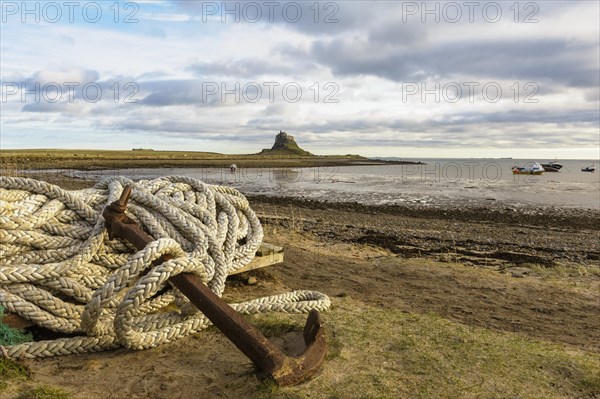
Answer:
1, 0, 598, 158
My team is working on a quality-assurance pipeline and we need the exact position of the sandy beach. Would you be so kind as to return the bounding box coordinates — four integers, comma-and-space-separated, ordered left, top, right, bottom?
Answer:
1, 171, 599, 399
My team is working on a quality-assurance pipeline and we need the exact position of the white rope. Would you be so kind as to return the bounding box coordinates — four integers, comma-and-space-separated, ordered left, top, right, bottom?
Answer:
0, 176, 330, 358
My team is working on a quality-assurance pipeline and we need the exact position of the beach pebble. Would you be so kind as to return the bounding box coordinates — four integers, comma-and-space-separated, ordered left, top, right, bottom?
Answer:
247, 276, 258, 285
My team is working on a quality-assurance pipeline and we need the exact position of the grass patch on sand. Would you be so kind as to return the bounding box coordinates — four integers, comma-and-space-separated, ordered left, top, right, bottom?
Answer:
528, 262, 600, 279
255, 296, 600, 399
0, 317, 67, 398
253, 314, 303, 338
15, 385, 71, 399
0, 358, 30, 391
523, 262, 600, 296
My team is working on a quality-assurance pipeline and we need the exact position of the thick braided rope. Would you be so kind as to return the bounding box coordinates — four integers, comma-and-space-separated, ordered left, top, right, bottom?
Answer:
0, 176, 330, 358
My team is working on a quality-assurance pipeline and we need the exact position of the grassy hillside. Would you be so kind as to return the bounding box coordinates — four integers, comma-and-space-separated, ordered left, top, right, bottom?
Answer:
0, 149, 366, 170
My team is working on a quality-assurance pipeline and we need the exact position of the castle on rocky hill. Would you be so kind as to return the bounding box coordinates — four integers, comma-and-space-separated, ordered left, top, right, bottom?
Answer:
258, 131, 312, 156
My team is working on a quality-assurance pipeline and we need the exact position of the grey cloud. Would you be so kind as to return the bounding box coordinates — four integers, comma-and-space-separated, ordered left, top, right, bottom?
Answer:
22, 102, 76, 113
109, 120, 212, 134
105, 119, 277, 145
305, 38, 599, 88
245, 118, 290, 131
175, 1, 598, 92
137, 79, 307, 107
186, 59, 299, 78
584, 88, 600, 103
173, 1, 595, 37
23, 69, 100, 88
368, 21, 428, 48
448, 109, 599, 126
12, 72, 140, 114
139, 80, 220, 107
250, 108, 599, 140
284, 126, 595, 148
173, 0, 373, 35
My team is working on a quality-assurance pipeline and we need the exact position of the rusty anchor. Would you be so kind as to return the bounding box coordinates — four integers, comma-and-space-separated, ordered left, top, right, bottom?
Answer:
102, 185, 326, 386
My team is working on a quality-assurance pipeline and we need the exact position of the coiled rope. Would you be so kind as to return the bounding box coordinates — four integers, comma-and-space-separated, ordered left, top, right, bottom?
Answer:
0, 176, 330, 358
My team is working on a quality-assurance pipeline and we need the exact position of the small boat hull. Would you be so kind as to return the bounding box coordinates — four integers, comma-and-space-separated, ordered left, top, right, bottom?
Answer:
512, 162, 545, 175
512, 170, 544, 175
582, 163, 596, 172
541, 161, 562, 172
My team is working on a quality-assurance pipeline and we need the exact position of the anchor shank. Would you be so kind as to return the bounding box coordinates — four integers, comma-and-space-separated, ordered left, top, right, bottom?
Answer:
169, 273, 286, 373
103, 187, 289, 377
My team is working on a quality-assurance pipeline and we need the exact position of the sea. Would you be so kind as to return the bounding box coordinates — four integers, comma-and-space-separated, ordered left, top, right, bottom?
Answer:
37, 158, 600, 210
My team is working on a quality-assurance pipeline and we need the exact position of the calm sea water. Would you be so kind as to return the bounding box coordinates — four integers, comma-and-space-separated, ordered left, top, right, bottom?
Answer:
38, 158, 600, 209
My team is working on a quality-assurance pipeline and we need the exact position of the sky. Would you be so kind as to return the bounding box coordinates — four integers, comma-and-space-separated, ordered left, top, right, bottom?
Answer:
0, 0, 599, 159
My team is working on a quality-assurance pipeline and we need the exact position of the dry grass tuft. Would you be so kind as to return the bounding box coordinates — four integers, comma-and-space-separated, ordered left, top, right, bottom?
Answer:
15, 385, 71, 399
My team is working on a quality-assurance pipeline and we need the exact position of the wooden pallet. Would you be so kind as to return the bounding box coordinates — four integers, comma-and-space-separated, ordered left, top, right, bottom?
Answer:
1, 243, 284, 329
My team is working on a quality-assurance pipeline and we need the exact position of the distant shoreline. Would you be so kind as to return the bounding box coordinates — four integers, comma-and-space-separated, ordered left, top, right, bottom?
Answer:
0, 149, 423, 170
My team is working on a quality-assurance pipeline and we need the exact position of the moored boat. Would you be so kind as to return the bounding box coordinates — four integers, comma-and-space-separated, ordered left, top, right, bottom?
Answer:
512, 162, 545, 175
581, 163, 596, 172
541, 160, 563, 172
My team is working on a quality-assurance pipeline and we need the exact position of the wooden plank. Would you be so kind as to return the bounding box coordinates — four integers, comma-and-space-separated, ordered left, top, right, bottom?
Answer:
256, 243, 283, 257
231, 243, 284, 275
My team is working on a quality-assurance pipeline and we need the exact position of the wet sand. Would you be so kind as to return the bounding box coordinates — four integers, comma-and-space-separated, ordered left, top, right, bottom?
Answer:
250, 195, 600, 268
